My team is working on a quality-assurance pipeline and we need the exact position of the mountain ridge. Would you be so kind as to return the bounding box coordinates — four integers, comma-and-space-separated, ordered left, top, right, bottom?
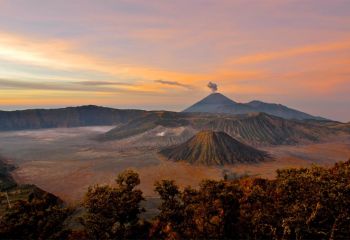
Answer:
0, 105, 146, 131
99, 111, 341, 146
183, 93, 326, 120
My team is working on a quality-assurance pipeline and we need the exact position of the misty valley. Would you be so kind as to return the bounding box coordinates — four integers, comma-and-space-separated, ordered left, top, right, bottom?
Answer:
1, 93, 350, 239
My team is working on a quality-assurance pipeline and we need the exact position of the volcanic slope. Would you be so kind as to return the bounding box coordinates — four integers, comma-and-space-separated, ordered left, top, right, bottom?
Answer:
100, 111, 190, 141
327, 122, 350, 133
183, 93, 254, 115
159, 130, 270, 165
203, 113, 336, 146
101, 112, 338, 146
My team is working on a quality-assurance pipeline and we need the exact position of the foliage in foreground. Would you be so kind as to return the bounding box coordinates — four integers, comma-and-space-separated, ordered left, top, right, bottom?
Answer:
81, 170, 148, 239
0, 160, 349, 239
0, 188, 71, 240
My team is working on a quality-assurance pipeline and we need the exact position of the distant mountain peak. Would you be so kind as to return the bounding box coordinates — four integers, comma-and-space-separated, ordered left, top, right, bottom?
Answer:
183, 93, 327, 120
196, 92, 236, 104
183, 93, 252, 114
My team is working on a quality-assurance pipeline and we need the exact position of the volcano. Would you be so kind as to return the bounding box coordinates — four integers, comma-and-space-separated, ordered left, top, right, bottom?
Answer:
183, 93, 254, 115
183, 93, 325, 120
159, 130, 270, 165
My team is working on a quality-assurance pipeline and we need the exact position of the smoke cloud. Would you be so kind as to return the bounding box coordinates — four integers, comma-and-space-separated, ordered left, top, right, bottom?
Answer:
207, 82, 218, 93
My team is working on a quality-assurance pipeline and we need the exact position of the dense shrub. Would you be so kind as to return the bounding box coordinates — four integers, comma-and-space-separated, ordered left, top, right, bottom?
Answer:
0, 189, 71, 240
81, 170, 148, 239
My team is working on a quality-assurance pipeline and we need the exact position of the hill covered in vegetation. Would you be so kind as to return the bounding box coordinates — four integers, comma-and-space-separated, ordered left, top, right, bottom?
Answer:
0, 156, 16, 191
0, 157, 69, 239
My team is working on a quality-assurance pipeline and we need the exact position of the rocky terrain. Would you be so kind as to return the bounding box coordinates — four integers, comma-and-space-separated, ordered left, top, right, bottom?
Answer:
100, 112, 340, 147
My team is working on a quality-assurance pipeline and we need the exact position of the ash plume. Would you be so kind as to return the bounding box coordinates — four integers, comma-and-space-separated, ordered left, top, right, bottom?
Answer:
207, 82, 218, 93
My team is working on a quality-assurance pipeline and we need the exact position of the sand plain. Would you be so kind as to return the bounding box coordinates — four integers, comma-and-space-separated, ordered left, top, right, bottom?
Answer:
0, 126, 349, 203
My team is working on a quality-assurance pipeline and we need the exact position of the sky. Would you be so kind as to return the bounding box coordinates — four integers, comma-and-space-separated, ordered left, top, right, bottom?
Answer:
0, 0, 349, 121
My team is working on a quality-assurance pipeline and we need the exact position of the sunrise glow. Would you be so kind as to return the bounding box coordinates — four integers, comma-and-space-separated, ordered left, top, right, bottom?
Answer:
0, 0, 349, 120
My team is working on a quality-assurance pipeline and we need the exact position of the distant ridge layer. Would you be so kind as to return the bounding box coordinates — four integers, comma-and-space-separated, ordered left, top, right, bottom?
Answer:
183, 93, 326, 120
0, 105, 145, 131
101, 112, 339, 146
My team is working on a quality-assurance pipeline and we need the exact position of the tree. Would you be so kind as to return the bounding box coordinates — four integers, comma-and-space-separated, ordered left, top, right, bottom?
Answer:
275, 163, 350, 240
151, 179, 242, 239
239, 159, 350, 240
240, 178, 280, 239
151, 180, 183, 239
81, 170, 146, 239
0, 188, 70, 240
186, 180, 242, 239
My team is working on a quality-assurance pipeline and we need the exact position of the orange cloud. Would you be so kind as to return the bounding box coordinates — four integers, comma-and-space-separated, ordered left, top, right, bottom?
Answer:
230, 39, 350, 65
0, 31, 267, 96
1, 30, 349, 114
0, 32, 204, 88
